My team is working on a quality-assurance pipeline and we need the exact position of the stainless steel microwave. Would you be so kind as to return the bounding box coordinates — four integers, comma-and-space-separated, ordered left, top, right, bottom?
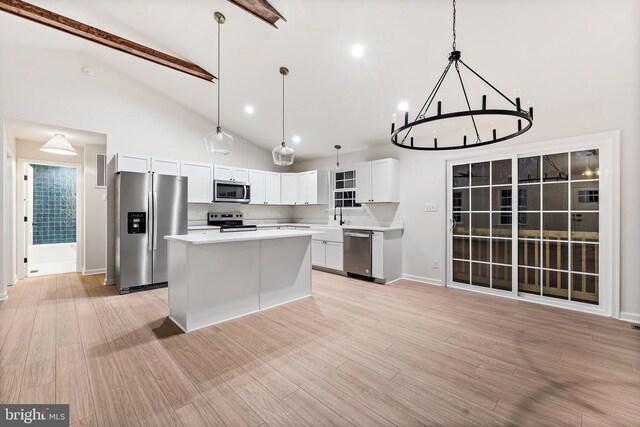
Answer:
213, 180, 251, 203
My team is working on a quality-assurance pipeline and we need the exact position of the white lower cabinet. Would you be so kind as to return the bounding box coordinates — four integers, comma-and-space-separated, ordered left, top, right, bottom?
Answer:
325, 242, 343, 271
312, 241, 326, 266
312, 239, 343, 271
372, 232, 384, 279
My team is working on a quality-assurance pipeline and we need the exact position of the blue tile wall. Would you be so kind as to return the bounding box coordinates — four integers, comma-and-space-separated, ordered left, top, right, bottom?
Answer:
32, 164, 77, 245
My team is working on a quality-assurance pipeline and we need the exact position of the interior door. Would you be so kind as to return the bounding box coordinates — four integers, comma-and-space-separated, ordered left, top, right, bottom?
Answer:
153, 174, 188, 284
23, 163, 33, 276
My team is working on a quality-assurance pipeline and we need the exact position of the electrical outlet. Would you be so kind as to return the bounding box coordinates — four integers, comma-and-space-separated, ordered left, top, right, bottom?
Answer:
433, 260, 440, 269
425, 203, 438, 212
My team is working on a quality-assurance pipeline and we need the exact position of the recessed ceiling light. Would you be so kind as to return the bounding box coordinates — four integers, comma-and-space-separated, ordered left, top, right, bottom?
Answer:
244, 105, 254, 114
351, 44, 364, 58
292, 135, 301, 144
82, 66, 95, 77
397, 101, 409, 112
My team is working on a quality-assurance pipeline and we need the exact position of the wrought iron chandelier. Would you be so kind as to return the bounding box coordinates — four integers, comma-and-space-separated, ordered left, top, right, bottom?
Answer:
272, 67, 295, 166
205, 12, 234, 155
390, 0, 534, 151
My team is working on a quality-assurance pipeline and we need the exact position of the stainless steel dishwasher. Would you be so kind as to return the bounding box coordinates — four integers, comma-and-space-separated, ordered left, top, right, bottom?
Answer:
343, 229, 373, 278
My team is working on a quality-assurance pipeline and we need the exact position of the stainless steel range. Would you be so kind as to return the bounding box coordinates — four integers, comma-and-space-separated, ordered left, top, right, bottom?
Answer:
208, 212, 257, 232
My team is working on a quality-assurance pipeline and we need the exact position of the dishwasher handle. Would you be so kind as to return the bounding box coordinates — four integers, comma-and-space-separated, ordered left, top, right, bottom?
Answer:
344, 231, 372, 238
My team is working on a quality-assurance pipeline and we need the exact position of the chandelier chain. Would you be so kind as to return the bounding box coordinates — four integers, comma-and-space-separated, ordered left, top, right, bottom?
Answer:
452, 0, 457, 51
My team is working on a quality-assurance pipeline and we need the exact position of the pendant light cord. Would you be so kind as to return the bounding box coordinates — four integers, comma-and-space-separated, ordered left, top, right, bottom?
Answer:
217, 19, 221, 128
282, 71, 285, 144
452, 0, 457, 51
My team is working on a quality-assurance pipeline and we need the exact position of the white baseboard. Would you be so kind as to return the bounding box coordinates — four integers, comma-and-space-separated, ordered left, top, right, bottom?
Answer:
104, 277, 116, 286
0, 291, 7, 301
620, 311, 640, 325
11, 275, 17, 285
83, 268, 106, 276
401, 274, 443, 286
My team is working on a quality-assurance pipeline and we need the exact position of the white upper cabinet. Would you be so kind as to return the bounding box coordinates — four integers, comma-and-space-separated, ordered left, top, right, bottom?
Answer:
265, 172, 281, 205
116, 153, 150, 173
356, 158, 399, 203
214, 166, 249, 182
305, 170, 318, 204
355, 162, 372, 204
295, 170, 327, 205
181, 161, 213, 203
296, 173, 308, 205
233, 168, 249, 183
214, 165, 232, 181
249, 170, 266, 205
151, 157, 181, 176
281, 173, 298, 205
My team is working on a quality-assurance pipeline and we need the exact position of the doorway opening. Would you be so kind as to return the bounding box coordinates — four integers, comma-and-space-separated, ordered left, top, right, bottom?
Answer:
23, 162, 79, 276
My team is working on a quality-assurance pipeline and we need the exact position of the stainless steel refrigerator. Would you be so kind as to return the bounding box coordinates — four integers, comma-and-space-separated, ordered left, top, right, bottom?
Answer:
115, 171, 187, 294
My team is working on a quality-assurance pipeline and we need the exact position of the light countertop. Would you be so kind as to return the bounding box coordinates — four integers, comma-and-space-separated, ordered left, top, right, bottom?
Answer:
167, 229, 319, 245
187, 223, 403, 232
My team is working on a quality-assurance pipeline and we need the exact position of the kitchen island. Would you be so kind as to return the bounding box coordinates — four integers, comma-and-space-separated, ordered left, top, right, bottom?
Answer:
165, 229, 317, 332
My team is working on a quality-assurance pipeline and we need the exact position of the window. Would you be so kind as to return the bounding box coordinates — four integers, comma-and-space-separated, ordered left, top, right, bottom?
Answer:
334, 170, 361, 208
577, 189, 599, 204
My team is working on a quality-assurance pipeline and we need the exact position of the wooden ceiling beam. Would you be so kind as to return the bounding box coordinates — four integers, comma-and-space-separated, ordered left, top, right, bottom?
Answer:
0, 0, 216, 82
227, 0, 286, 29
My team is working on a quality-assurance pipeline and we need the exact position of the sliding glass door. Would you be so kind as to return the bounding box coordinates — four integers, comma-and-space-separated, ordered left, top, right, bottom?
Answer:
451, 159, 513, 291
517, 151, 600, 304
449, 147, 603, 310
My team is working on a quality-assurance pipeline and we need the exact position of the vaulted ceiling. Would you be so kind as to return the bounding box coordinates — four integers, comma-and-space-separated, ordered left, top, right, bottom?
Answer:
0, 0, 636, 160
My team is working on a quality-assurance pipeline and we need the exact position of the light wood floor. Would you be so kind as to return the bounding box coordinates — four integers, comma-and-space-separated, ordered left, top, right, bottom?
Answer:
1, 271, 639, 426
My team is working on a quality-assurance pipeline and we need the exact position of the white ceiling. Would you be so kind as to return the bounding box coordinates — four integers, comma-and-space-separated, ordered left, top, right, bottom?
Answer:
0, 0, 635, 159
5, 118, 107, 147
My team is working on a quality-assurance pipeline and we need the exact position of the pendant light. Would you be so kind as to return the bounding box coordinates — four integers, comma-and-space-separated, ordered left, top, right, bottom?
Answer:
272, 67, 295, 166
204, 12, 234, 155
334, 144, 342, 170
390, 0, 533, 150
40, 134, 77, 156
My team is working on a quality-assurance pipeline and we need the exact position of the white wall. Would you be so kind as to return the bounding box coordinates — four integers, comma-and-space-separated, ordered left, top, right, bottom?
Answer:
0, 123, 7, 299
83, 144, 107, 274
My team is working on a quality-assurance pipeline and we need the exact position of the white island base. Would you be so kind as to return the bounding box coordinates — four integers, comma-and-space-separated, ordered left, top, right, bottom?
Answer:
165, 230, 316, 332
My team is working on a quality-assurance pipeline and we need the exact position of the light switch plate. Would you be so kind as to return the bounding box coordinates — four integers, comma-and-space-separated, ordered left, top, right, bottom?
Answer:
425, 203, 438, 212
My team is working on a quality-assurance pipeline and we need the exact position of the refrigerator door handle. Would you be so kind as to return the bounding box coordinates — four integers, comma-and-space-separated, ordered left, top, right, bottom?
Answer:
148, 191, 153, 251
153, 191, 158, 250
